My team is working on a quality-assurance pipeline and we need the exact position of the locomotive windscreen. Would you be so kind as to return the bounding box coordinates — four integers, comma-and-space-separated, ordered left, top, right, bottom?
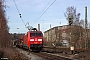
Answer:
30, 33, 42, 37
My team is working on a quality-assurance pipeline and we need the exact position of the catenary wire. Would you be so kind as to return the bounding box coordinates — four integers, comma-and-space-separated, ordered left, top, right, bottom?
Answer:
31, 0, 56, 26
13, 0, 56, 30
13, 0, 26, 28
31, 0, 52, 26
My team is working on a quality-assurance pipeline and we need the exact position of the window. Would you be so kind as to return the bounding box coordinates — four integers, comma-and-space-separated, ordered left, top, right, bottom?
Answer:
30, 33, 42, 37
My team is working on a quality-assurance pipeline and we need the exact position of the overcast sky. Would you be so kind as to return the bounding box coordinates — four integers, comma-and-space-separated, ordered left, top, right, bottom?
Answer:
6, 0, 90, 33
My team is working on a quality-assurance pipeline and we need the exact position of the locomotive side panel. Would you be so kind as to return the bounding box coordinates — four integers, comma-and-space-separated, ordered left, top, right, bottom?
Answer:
27, 31, 30, 49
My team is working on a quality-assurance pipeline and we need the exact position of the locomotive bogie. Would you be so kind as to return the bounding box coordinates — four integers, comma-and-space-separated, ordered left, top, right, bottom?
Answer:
30, 44, 43, 51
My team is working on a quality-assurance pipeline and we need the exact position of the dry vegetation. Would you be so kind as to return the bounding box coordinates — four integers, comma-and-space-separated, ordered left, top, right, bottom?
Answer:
2, 47, 28, 60
0, 0, 10, 48
0, 0, 28, 60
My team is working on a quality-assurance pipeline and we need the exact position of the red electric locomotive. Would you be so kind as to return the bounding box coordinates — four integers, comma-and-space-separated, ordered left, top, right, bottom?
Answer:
18, 28, 43, 51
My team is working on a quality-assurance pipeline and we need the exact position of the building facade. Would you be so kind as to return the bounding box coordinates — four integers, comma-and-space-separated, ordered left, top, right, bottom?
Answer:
44, 25, 90, 48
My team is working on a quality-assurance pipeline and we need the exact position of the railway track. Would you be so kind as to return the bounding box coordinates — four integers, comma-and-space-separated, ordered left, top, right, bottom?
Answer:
32, 52, 77, 60
16, 47, 77, 60
16, 46, 90, 60
42, 46, 90, 60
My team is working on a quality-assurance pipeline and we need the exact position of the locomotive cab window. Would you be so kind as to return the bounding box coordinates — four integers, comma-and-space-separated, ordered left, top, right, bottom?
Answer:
30, 33, 42, 37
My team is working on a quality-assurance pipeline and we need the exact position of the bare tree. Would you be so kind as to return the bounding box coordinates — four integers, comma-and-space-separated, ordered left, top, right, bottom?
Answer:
64, 6, 84, 48
0, 0, 10, 48
64, 6, 84, 26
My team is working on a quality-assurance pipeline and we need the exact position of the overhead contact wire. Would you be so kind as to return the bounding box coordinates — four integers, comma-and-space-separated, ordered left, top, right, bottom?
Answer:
13, 0, 26, 28
31, 0, 52, 26
32, 0, 56, 26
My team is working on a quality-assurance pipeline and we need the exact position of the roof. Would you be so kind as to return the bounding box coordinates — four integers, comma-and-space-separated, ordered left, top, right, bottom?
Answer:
44, 25, 69, 33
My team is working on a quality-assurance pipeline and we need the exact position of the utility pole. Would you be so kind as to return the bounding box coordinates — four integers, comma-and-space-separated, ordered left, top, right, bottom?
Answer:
38, 24, 40, 31
85, 6, 88, 49
69, 15, 74, 54
50, 24, 52, 46
69, 14, 73, 46
79, 23, 82, 48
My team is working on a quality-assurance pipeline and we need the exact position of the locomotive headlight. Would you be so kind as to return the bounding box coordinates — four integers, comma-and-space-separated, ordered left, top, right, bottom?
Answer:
30, 39, 34, 41
38, 39, 42, 41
